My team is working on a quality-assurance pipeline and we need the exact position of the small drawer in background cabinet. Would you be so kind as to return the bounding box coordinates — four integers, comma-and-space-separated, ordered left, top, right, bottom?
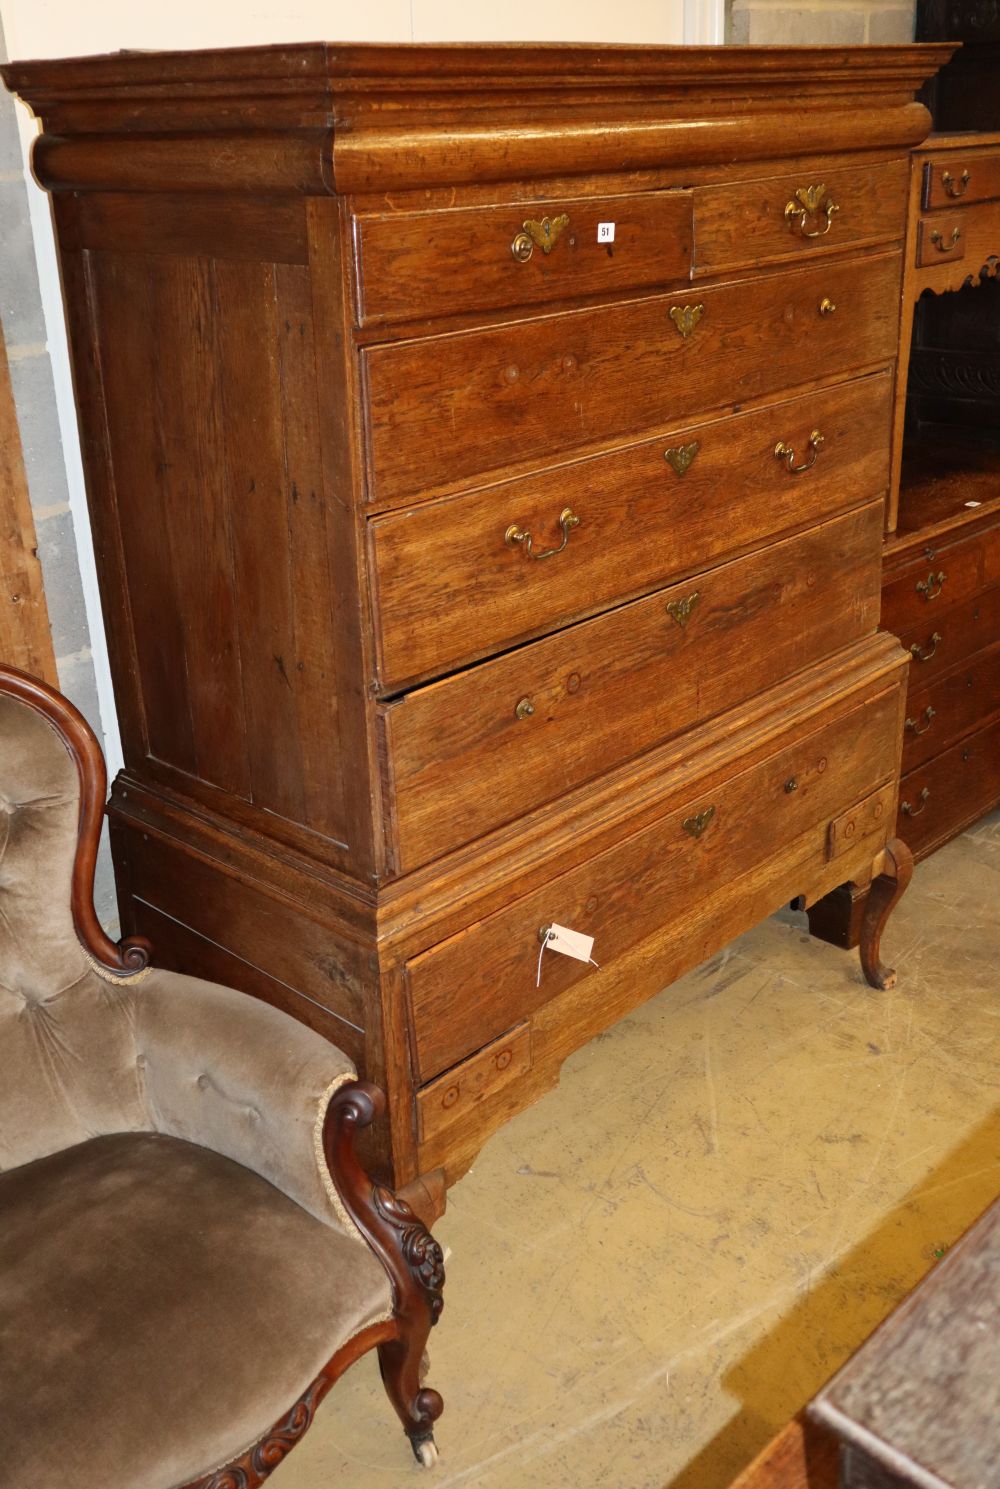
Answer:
897, 713, 1000, 857
902, 642, 1000, 772
882, 540, 982, 636
923, 151, 1000, 210
898, 585, 1000, 686
916, 215, 965, 267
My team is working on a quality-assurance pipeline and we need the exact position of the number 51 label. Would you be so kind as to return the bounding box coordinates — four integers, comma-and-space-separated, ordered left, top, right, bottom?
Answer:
597, 222, 616, 243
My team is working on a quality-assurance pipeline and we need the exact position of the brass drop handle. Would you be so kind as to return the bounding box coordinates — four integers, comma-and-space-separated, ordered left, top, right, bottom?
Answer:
905, 705, 937, 737
774, 429, 824, 474
818, 297, 837, 316
505, 507, 580, 561
683, 805, 716, 839
515, 697, 535, 721
916, 570, 946, 601
942, 168, 971, 199
511, 213, 570, 262
910, 632, 942, 663
929, 226, 962, 253
901, 787, 930, 817
785, 184, 840, 239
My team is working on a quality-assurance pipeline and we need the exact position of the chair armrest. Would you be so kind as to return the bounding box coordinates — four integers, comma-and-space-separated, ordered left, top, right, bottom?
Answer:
133, 967, 366, 1236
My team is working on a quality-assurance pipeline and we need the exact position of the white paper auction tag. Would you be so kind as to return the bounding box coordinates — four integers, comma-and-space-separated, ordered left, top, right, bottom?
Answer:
546, 923, 595, 962
536, 923, 600, 986
597, 222, 616, 243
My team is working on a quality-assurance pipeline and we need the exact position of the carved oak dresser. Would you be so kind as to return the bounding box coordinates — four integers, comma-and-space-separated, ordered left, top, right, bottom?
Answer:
2, 43, 952, 1214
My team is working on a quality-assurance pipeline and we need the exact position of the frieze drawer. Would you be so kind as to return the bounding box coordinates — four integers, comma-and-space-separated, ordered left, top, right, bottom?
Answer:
353, 188, 694, 327
369, 372, 893, 691
378, 502, 883, 871
363, 250, 902, 506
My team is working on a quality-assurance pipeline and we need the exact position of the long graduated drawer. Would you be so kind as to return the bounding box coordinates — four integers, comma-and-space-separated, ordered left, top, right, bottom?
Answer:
406, 664, 904, 1087
363, 251, 901, 505
369, 372, 893, 690
378, 502, 883, 871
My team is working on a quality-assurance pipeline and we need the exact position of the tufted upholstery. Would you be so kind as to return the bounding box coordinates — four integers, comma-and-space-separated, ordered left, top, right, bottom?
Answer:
0, 678, 401, 1489
0, 689, 369, 1233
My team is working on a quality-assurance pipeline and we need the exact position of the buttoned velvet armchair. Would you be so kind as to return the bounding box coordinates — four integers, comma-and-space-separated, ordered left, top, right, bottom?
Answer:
0, 663, 445, 1487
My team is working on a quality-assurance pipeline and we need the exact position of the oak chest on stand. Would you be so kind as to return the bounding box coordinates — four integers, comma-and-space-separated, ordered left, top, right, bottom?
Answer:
2, 42, 952, 1216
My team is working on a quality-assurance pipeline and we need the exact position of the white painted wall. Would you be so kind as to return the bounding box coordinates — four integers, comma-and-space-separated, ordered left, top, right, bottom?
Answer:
3, 0, 697, 55
1, 0, 720, 778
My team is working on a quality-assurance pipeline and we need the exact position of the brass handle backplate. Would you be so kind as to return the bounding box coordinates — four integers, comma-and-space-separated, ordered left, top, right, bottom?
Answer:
942, 168, 971, 199
901, 787, 930, 817
905, 705, 936, 737
916, 570, 946, 601
511, 213, 570, 262
774, 429, 824, 474
669, 304, 704, 339
683, 805, 716, 839
505, 507, 580, 561
930, 226, 962, 253
785, 184, 840, 238
910, 632, 942, 662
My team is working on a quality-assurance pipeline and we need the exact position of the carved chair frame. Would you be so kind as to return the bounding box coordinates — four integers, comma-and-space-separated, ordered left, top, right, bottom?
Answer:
0, 663, 445, 1483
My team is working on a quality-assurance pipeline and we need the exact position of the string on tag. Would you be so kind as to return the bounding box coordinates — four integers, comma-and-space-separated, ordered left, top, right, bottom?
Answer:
537, 926, 601, 987
537, 928, 555, 987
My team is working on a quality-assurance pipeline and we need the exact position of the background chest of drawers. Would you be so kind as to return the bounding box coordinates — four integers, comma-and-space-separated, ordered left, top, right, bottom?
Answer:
2, 42, 950, 1208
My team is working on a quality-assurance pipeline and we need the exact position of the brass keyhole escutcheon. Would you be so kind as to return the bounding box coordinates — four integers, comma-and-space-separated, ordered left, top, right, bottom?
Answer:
664, 441, 700, 477
511, 213, 570, 262
669, 303, 704, 339
683, 805, 716, 839
666, 592, 700, 628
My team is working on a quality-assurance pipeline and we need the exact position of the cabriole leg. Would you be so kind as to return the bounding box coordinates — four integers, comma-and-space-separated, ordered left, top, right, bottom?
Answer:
859, 838, 914, 991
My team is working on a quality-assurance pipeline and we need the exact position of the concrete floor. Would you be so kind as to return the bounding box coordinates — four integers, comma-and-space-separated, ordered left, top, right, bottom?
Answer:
273, 809, 1000, 1489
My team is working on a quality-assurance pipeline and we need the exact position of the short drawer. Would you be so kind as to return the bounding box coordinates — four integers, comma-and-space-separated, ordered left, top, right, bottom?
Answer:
369, 372, 893, 690
405, 681, 902, 1082
353, 189, 693, 327
897, 584, 1000, 686
379, 502, 883, 872
897, 713, 1000, 858
363, 250, 901, 507
693, 159, 908, 277
882, 540, 984, 637
902, 642, 1000, 772
923, 151, 1000, 211
916, 214, 966, 267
